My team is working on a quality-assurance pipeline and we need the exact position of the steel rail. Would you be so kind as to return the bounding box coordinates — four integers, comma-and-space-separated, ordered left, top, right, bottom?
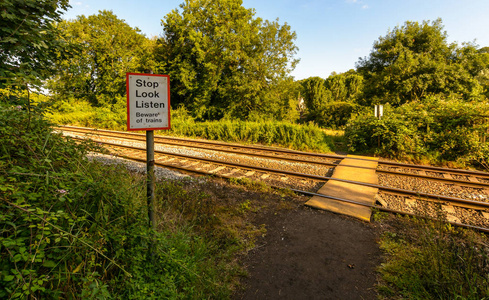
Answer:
376, 169, 489, 189
75, 137, 334, 181
291, 189, 489, 234
59, 126, 489, 185
58, 125, 346, 157
90, 144, 489, 234
77, 136, 489, 211
378, 160, 489, 177
59, 126, 340, 168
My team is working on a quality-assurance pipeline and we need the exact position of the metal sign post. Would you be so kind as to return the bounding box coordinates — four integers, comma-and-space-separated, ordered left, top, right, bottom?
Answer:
126, 73, 170, 231
146, 130, 156, 229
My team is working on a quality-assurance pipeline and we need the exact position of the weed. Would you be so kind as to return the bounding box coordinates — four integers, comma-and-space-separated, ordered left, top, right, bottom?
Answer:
229, 177, 271, 193
47, 103, 338, 154
0, 102, 263, 298
239, 200, 252, 213
376, 213, 489, 299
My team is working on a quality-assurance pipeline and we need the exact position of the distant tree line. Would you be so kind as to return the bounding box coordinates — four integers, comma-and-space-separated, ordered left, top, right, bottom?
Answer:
300, 19, 489, 128
1, 1, 488, 135
38, 0, 299, 122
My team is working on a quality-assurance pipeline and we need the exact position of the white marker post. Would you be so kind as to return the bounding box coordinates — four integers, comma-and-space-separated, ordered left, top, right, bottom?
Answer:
374, 104, 383, 149
127, 73, 170, 231
374, 104, 383, 120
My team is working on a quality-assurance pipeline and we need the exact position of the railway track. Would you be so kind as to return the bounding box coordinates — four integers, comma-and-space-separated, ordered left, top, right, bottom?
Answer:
57, 125, 489, 232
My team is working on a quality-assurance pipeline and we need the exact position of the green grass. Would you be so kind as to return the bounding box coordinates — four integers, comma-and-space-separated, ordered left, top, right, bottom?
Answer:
0, 103, 268, 299
47, 100, 339, 153
374, 212, 489, 299
167, 118, 336, 153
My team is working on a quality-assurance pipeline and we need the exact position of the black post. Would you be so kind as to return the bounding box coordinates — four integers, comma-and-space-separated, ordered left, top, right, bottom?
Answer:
147, 130, 156, 230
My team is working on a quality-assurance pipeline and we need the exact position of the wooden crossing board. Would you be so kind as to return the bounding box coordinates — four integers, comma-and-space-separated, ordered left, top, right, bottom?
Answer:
305, 155, 379, 222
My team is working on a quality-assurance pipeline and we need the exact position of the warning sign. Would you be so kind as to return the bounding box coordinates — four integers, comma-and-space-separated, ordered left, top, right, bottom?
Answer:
126, 73, 170, 131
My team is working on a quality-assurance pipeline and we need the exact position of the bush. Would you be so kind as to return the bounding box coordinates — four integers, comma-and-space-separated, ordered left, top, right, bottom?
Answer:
0, 103, 238, 298
47, 97, 127, 130
345, 96, 489, 166
305, 101, 358, 129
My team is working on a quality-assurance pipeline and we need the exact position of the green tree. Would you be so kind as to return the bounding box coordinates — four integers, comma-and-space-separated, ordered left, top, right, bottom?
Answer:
158, 0, 299, 120
461, 44, 489, 99
48, 10, 153, 106
0, 0, 69, 89
300, 75, 360, 128
325, 70, 364, 103
300, 76, 328, 115
356, 19, 487, 106
253, 77, 301, 122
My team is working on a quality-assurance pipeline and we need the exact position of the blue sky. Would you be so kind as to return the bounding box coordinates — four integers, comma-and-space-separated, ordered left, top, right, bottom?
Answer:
65, 0, 489, 80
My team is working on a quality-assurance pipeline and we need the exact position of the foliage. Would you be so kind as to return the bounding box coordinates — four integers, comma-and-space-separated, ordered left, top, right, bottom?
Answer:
300, 76, 329, 116
324, 70, 364, 103
0, 101, 250, 298
357, 19, 489, 106
344, 96, 489, 166
300, 71, 363, 128
47, 103, 334, 152
376, 214, 489, 299
48, 10, 153, 106
47, 96, 127, 130
0, 0, 70, 88
0, 86, 50, 112
166, 117, 335, 152
158, 0, 299, 120
315, 101, 358, 129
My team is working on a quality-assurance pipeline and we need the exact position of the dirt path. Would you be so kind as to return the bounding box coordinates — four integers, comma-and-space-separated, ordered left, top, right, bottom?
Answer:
235, 206, 381, 299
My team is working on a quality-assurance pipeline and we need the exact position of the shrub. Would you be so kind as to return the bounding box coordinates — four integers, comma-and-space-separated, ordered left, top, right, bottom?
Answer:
47, 97, 127, 130
305, 101, 358, 129
0, 102, 238, 298
345, 96, 489, 166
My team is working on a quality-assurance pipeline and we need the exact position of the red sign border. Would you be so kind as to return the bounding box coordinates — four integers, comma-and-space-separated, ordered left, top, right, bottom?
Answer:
126, 72, 171, 131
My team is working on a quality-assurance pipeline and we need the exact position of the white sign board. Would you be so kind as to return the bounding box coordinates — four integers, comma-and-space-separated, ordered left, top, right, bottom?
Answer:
126, 73, 170, 131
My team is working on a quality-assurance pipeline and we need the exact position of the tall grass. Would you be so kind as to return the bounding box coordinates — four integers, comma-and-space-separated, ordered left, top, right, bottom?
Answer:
375, 212, 489, 299
168, 118, 336, 152
0, 103, 254, 298
46, 98, 126, 130
47, 100, 339, 153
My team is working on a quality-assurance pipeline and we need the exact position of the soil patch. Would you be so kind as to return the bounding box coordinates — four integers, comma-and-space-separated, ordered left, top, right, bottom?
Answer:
236, 206, 381, 299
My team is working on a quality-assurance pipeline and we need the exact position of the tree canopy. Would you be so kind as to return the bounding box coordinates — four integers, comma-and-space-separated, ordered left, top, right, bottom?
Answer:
158, 0, 299, 120
0, 0, 70, 87
356, 19, 489, 106
48, 10, 153, 106
300, 71, 362, 128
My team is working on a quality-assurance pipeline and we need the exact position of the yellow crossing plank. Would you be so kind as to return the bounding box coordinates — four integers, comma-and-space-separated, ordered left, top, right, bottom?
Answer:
305, 155, 379, 221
